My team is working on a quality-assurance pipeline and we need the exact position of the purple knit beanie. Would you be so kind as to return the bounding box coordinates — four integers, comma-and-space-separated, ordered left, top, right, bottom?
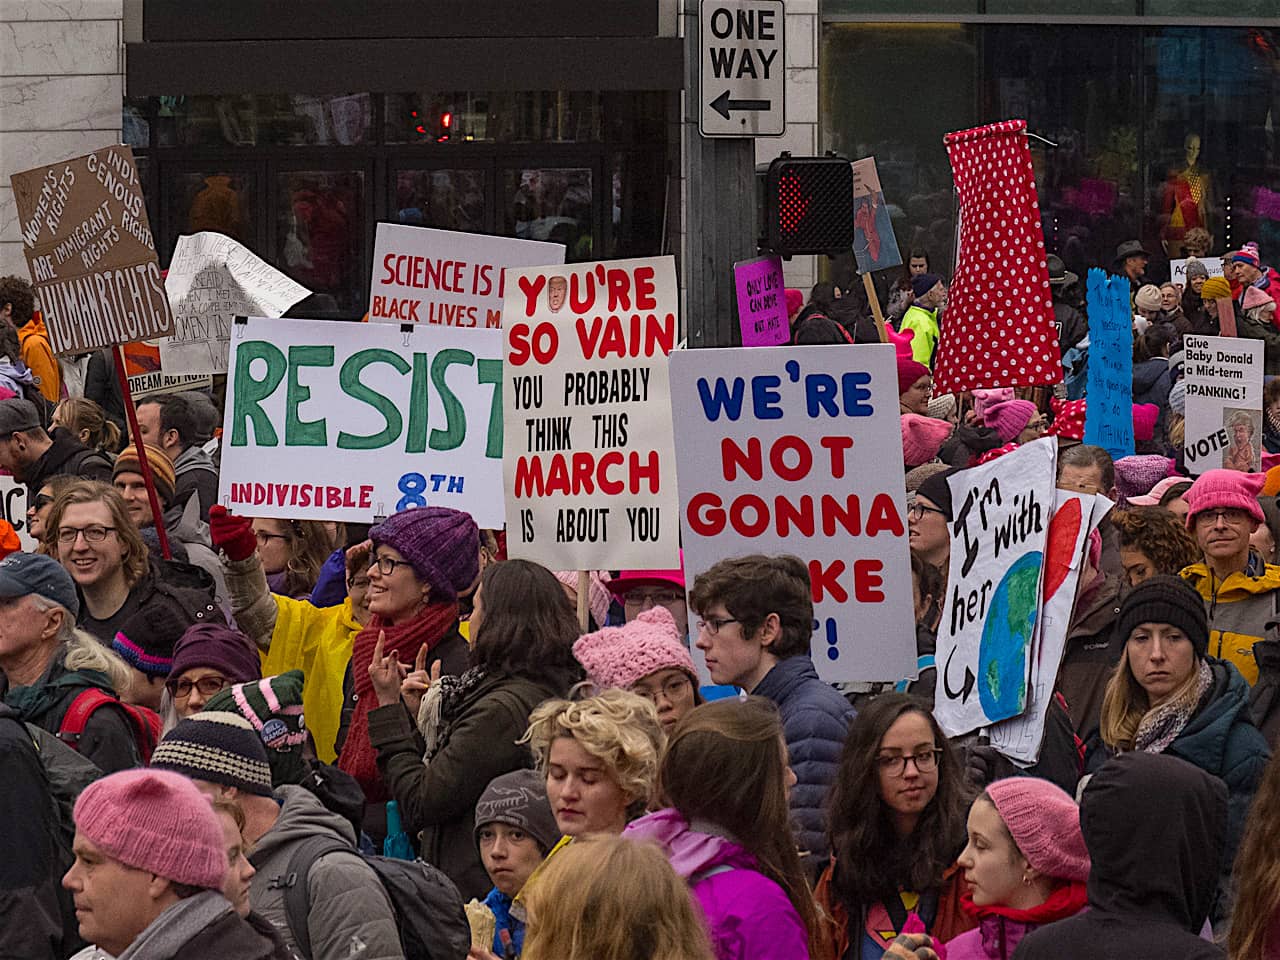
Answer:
168, 622, 262, 684
982, 398, 1039, 443
573, 605, 696, 691
1183, 468, 1266, 529
1113, 455, 1176, 505
370, 506, 480, 601
72, 768, 228, 890
985, 777, 1090, 884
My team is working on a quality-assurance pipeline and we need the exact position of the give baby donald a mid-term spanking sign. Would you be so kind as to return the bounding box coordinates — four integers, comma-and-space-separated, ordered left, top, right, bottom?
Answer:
502, 256, 681, 570
669, 343, 916, 683
219, 316, 504, 527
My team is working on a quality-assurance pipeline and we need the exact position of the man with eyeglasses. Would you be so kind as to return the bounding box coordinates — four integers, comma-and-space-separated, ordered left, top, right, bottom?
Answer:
1180, 469, 1280, 685
688, 554, 854, 873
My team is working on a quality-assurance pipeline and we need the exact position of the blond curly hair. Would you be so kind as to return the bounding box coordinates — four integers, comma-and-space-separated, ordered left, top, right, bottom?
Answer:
521, 689, 665, 809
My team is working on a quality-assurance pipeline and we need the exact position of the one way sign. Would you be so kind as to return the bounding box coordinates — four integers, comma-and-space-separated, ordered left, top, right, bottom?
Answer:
699, 0, 785, 138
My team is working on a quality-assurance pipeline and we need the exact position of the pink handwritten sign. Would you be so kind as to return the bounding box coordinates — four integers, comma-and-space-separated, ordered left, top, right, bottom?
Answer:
734, 255, 789, 347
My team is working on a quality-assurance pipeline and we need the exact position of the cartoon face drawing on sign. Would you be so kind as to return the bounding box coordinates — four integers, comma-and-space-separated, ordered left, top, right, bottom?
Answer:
547, 276, 568, 312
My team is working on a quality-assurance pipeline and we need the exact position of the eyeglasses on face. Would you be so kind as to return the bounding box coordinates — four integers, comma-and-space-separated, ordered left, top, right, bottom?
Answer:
696, 616, 739, 636
908, 503, 946, 520
31, 494, 54, 511
57, 525, 117, 544
166, 675, 230, 699
623, 588, 684, 608
1194, 508, 1252, 528
632, 675, 692, 703
255, 531, 288, 545
876, 748, 942, 777
369, 555, 416, 576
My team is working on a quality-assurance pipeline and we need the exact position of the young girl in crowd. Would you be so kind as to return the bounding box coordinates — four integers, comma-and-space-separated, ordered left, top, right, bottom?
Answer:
1095, 575, 1270, 930
947, 778, 1090, 959
518, 836, 715, 960
573, 605, 702, 732
367, 558, 581, 900
625, 697, 825, 960
249, 516, 335, 599
817, 694, 975, 957
523, 689, 665, 840
1230, 750, 1280, 959
1112, 506, 1202, 587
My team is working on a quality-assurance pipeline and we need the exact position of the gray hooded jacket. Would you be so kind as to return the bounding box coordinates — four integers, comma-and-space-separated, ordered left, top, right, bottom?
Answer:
249, 786, 404, 960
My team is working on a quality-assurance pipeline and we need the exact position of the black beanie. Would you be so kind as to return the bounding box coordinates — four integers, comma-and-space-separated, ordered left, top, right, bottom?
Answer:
915, 467, 959, 522
1115, 575, 1208, 658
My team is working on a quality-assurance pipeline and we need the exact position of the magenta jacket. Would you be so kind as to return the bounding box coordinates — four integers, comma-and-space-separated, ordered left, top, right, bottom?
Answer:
624, 809, 810, 960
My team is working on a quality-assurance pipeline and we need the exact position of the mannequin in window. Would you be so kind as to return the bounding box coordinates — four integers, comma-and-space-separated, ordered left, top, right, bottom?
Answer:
1161, 133, 1213, 257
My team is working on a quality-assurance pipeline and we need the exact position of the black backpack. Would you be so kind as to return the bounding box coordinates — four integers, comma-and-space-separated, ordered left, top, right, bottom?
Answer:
263, 834, 470, 960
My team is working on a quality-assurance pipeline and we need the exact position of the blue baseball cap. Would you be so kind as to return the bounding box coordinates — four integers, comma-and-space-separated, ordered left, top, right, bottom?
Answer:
0, 551, 79, 618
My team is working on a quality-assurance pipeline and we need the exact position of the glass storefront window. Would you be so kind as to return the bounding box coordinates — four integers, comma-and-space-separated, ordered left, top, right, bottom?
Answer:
175, 170, 257, 250
276, 170, 365, 313
608, 152, 668, 259
146, 94, 372, 148
503, 167, 593, 259
385, 92, 602, 144
821, 23, 978, 272
394, 169, 487, 232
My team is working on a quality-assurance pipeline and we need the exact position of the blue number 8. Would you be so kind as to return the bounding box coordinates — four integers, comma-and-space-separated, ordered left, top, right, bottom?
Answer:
396, 472, 428, 511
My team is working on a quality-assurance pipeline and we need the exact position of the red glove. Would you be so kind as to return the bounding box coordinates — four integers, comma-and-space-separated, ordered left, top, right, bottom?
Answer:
208, 505, 257, 562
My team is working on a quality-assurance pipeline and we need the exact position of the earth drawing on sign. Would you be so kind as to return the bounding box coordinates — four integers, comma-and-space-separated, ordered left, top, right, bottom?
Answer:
978, 551, 1043, 720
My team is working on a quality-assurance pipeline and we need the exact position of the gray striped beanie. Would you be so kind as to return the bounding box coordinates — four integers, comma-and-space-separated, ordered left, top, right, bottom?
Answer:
151, 711, 274, 797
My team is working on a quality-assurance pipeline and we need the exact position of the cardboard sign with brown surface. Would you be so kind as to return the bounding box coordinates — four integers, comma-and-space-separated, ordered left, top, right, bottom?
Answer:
10, 144, 173, 355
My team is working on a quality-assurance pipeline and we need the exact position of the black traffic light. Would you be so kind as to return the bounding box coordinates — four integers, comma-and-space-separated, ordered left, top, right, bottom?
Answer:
763, 155, 854, 257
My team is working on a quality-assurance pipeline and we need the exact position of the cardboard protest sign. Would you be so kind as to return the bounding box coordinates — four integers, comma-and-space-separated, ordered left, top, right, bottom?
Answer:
734, 256, 789, 347
1083, 269, 1134, 460
122, 341, 212, 398
502, 256, 680, 570
369, 224, 564, 329
219, 316, 503, 526
934, 438, 1056, 739
670, 343, 915, 683
1170, 257, 1224, 286
852, 157, 902, 274
989, 491, 1110, 764
159, 233, 310, 376
10, 145, 173, 355
1183, 334, 1264, 474
0, 476, 37, 552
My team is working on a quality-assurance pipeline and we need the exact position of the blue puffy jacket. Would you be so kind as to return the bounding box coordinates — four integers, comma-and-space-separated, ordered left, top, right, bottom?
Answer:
752, 655, 854, 872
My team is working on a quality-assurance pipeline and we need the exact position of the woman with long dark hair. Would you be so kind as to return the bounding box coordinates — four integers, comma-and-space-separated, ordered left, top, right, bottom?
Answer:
816, 693, 975, 958
367, 557, 583, 900
625, 697, 826, 960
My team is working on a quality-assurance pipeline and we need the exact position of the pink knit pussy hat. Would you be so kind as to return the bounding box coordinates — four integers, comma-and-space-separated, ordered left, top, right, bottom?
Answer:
73, 768, 228, 890
986, 777, 1090, 884
554, 570, 613, 628
1183, 468, 1266, 529
573, 605, 696, 691
901, 414, 953, 468
982, 398, 1038, 443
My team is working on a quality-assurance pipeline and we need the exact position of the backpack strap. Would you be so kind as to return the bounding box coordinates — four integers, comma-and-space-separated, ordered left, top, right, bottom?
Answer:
256, 834, 353, 960
58, 688, 114, 747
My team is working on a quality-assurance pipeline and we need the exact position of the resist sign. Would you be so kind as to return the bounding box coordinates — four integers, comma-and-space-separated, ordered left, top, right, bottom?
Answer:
670, 344, 915, 683
220, 317, 503, 526
369, 224, 563, 329
502, 256, 680, 570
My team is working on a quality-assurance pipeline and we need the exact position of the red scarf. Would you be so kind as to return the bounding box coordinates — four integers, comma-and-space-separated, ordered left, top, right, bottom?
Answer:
338, 601, 459, 800
960, 880, 1088, 925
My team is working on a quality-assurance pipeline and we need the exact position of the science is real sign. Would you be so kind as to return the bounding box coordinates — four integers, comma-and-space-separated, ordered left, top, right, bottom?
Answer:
670, 344, 915, 683
219, 317, 503, 526
502, 257, 681, 570
934, 438, 1056, 739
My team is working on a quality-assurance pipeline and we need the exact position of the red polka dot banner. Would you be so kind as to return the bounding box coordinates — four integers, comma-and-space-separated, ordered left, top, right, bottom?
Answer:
935, 119, 1063, 396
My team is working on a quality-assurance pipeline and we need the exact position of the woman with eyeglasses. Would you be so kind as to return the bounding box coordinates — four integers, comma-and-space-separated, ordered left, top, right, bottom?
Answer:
368, 557, 583, 899
159, 622, 263, 731
816, 693, 976, 958
28, 474, 74, 553
1092, 575, 1268, 932
249, 516, 335, 599
606, 562, 690, 636
574, 605, 702, 731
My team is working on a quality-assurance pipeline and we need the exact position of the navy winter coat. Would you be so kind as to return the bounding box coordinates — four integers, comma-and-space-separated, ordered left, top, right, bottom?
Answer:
751, 655, 854, 872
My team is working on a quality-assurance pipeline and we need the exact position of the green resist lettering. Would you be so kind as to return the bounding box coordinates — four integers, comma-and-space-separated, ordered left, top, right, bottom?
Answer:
286, 345, 334, 446
231, 341, 287, 446
337, 349, 411, 450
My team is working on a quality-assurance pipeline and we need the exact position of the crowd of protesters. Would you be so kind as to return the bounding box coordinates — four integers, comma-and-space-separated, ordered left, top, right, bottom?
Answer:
2, 231, 1280, 960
